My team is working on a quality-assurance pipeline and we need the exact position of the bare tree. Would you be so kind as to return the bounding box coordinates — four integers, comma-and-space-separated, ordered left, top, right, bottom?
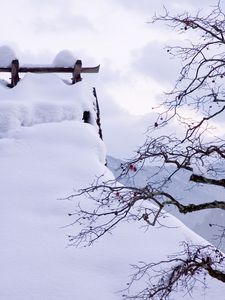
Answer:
65, 2, 225, 299
123, 243, 225, 299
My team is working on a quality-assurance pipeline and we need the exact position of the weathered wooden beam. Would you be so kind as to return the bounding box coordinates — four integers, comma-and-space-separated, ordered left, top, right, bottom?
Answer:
0, 65, 100, 74
0, 59, 100, 87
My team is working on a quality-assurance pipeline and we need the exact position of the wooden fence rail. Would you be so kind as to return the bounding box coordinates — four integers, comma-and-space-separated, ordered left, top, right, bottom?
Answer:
0, 59, 100, 87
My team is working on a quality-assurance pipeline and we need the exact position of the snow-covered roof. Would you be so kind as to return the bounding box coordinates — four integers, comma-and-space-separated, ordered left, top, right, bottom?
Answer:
0, 73, 97, 137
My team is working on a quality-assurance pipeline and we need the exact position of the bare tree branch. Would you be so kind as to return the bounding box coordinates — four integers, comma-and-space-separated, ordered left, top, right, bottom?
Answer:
190, 173, 225, 187
67, 2, 225, 299
122, 243, 225, 299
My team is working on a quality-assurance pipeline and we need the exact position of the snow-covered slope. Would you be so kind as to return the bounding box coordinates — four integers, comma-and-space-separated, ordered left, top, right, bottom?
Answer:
0, 74, 224, 299
107, 155, 225, 252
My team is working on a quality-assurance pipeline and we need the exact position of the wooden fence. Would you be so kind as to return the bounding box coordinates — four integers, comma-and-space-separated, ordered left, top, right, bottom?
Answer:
0, 59, 100, 87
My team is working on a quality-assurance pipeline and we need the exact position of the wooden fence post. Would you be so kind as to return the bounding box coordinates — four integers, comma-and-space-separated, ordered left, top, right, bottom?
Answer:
72, 60, 82, 84
10, 59, 20, 87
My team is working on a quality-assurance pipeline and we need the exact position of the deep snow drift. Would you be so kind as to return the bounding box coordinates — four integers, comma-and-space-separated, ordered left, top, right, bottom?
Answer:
0, 71, 224, 299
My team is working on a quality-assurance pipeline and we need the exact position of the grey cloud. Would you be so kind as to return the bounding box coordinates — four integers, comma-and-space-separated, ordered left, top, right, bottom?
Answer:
114, 0, 167, 13
102, 111, 154, 158
33, 13, 95, 34
25, 0, 73, 10
114, 0, 217, 13
131, 41, 180, 86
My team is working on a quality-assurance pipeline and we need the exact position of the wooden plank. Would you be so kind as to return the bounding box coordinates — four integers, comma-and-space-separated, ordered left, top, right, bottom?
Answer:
0, 59, 100, 87
81, 65, 100, 73
0, 65, 100, 74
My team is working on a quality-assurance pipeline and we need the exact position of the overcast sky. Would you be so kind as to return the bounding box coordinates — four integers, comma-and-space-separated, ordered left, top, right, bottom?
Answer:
0, 0, 219, 158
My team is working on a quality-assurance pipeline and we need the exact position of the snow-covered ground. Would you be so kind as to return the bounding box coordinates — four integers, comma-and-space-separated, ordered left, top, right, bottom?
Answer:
0, 62, 224, 299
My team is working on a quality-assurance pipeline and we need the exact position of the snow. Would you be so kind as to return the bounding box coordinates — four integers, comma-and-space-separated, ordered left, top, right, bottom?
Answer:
107, 156, 225, 252
0, 45, 17, 67
0, 73, 97, 137
53, 50, 77, 67
0, 73, 225, 299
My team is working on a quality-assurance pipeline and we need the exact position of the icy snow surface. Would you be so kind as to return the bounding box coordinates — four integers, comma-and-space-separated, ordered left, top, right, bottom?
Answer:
0, 74, 224, 299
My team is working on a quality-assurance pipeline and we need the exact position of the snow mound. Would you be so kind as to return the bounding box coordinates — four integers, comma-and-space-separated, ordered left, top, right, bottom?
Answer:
0, 45, 17, 67
0, 73, 96, 137
1, 119, 224, 300
53, 49, 77, 67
